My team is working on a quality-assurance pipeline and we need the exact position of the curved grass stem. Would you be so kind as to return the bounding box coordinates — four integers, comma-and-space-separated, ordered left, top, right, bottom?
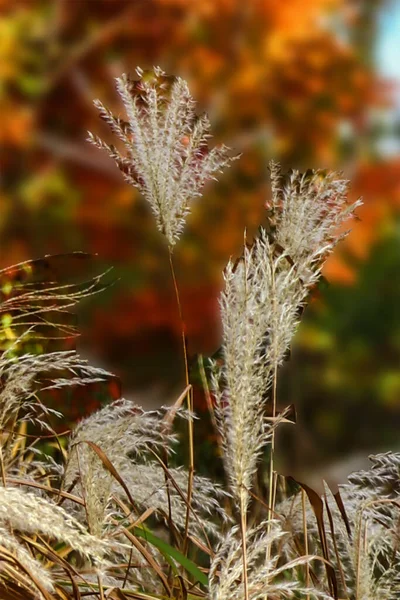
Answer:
168, 247, 194, 557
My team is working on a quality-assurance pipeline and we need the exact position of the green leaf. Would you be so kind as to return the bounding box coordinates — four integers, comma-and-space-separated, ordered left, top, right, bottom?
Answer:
133, 526, 208, 587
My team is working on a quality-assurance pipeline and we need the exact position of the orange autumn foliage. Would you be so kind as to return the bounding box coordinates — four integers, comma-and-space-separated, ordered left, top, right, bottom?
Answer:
0, 0, 397, 378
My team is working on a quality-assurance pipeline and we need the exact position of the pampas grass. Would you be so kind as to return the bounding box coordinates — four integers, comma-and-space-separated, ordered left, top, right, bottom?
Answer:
1, 67, 398, 600
64, 399, 230, 540
89, 66, 235, 246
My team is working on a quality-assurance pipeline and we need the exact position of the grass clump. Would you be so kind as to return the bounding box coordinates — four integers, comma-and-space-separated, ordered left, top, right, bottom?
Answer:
0, 66, 398, 600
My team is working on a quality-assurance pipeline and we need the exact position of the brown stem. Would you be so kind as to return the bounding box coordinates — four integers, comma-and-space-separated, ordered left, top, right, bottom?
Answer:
267, 363, 278, 522
240, 487, 250, 600
0, 442, 7, 487
168, 247, 194, 557
198, 354, 219, 433
302, 489, 310, 600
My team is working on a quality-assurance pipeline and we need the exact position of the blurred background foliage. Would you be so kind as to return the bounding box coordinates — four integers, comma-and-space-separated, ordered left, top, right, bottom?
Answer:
1, 0, 400, 483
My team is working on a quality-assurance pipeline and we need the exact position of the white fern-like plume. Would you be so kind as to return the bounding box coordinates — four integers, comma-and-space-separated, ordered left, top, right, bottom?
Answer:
212, 164, 360, 511
89, 66, 234, 246
209, 519, 331, 600
0, 348, 114, 478
0, 486, 108, 562
65, 399, 229, 538
0, 486, 111, 597
0, 350, 112, 428
268, 161, 362, 281
0, 524, 54, 597
212, 229, 320, 510
340, 453, 400, 599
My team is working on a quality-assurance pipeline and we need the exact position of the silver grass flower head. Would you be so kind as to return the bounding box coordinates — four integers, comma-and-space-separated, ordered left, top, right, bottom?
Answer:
117, 463, 231, 539
211, 232, 303, 509
0, 524, 54, 597
212, 164, 360, 508
208, 519, 331, 600
65, 399, 178, 536
89, 66, 235, 246
0, 350, 113, 446
65, 399, 230, 539
268, 160, 362, 281
0, 486, 108, 565
341, 453, 400, 599
278, 456, 400, 600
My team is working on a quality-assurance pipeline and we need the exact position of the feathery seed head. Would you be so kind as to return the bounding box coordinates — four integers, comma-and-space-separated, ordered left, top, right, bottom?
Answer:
268, 161, 362, 280
209, 519, 329, 599
278, 454, 400, 599
89, 66, 235, 246
65, 399, 228, 540
213, 163, 361, 509
0, 486, 108, 564
0, 524, 55, 597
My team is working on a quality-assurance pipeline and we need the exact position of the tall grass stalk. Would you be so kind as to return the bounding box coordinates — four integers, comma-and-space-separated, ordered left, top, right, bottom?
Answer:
168, 247, 194, 556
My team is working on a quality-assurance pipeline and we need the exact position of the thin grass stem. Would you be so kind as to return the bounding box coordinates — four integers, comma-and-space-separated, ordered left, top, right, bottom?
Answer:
240, 486, 249, 600
302, 489, 310, 600
168, 247, 194, 558
265, 361, 278, 599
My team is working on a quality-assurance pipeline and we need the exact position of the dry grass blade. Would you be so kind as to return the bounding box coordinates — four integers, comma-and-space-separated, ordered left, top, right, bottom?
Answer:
0, 546, 56, 600
292, 479, 338, 599
6, 477, 85, 505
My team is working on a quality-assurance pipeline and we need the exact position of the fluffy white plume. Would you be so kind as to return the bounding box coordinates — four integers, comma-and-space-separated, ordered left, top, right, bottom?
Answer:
89, 66, 235, 245
209, 519, 330, 599
212, 164, 361, 510
65, 399, 229, 538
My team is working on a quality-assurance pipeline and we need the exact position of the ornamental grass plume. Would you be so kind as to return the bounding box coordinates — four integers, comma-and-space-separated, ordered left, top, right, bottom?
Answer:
212, 165, 361, 512
268, 161, 361, 280
211, 163, 360, 599
340, 453, 400, 599
64, 399, 230, 539
0, 523, 54, 590
0, 257, 114, 475
0, 486, 108, 563
89, 66, 235, 246
0, 487, 109, 598
208, 519, 330, 600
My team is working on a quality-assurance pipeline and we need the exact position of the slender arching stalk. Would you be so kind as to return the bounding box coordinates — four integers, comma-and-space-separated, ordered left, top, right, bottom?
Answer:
302, 489, 310, 600
240, 230, 250, 600
265, 257, 278, 599
240, 487, 250, 600
168, 246, 194, 557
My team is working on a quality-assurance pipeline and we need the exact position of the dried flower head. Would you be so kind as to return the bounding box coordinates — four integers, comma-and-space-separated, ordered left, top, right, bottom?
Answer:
89, 66, 234, 246
212, 164, 361, 510
65, 399, 230, 539
0, 486, 108, 564
209, 519, 328, 599
0, 524, 54, 597
268, 161, 362, 282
